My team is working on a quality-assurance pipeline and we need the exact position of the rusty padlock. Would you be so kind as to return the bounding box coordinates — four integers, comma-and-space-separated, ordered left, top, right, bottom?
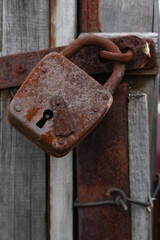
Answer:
7, 35, 126, 157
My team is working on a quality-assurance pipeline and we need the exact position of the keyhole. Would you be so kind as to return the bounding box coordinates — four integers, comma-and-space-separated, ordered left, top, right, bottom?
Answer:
36, 109, 53, 128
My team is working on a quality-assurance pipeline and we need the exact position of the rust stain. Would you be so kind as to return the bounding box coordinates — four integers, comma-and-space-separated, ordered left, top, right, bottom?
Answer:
80, 0, 88, 32
80, 0, 101, 32
76, 83, 130, 240
0, 36, 156, 90
88, 0, 101, 32
42, 130, 53, 144
50, 0, 56, 48
26, 108, 39, 122
61, 35, 126, 94
7, 46, 114, 157
7, 35, 156, 158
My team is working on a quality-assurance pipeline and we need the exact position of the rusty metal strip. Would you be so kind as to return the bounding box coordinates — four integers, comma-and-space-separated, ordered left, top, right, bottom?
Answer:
50, 0, 56, 48
0, 36, 157, 90
80, 0, 101, 32
76, 83, 130, 240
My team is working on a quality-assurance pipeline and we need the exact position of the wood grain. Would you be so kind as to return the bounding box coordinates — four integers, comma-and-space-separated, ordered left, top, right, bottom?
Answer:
126, 75, 159, 190
50, 0, 76, 239
50, 152, 73, 240
99, 0, 154, 32
0, 1, 49, 239
128, 90, 152, 240
153, 0, 159, 33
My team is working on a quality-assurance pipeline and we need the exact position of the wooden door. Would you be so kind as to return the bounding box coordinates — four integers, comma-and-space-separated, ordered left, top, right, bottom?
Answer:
0, 1, 159, 240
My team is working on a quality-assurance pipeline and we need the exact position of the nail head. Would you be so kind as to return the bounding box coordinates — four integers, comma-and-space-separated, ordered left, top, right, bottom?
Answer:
93, 107, 99, 112
102, 93, 109, 100
58, 138, 65, 145
55, 98, 61, 106
41, 66, 47, 73
15, 105, 21, 112
16, 64, 25, 73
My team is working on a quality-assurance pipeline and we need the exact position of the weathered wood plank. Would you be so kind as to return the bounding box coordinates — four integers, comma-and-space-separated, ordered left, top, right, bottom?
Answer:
50, 0, 77, 239
153, 0, 159, 33
99, 0, 154, 32
51, 0, 77, 47
50, 152, 73, 240
126, 75, 159, 191
128, 90, 152, 240
0, 1, 49, 239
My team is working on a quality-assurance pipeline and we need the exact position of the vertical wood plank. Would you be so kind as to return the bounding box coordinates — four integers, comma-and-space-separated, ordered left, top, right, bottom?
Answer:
99, 0, 154, 32
126, 75, 159, 190
50, 0, 77, 239
153, 0, 159, 33
50, 152, 73, 240
0, 1, 49, 239
128, 90, 152, 240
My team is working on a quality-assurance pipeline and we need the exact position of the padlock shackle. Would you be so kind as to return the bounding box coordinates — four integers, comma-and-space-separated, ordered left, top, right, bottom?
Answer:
61, 35, 125, 94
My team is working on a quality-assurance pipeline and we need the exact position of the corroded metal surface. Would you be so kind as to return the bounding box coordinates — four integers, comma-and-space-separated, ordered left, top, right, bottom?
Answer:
7, 35, 126, 157
76, 84, 130, 240
0, 36, 156, 90
61, 35, 126, 94
7, 53, 113, 157
80, 0, 101, 32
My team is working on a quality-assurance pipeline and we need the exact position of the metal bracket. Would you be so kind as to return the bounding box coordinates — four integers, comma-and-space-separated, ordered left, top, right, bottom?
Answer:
0, 35, 157, 90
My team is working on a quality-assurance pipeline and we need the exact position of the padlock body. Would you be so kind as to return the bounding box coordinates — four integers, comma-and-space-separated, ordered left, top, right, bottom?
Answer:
8, 53, 112, 157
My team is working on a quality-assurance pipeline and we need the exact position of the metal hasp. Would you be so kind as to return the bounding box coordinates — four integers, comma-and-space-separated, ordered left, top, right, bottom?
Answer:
7, 35, 128, 157
76, 84, 130, 240
0, 35, 157, 90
